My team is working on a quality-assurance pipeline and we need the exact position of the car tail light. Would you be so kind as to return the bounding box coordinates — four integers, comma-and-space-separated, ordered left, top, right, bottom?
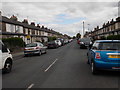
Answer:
95, 53, 101, 59
24, 48, 27, 50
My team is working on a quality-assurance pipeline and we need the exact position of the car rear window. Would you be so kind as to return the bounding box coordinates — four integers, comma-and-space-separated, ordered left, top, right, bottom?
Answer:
26, 43, 37, 47
92, 42, 120, 50
80, 38, 91, 42
100, 42, 120, 50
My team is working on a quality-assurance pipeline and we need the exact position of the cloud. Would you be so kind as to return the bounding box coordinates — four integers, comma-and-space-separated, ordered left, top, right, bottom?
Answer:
1, 1, 119, 36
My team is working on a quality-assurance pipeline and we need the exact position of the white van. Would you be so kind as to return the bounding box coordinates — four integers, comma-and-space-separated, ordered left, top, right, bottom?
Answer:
0, 40, 13, 73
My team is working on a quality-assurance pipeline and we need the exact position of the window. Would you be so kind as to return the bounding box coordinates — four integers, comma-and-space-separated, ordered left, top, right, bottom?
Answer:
92, 42, 100, 50
39, 43, 44, 47
100, 42, 120, 50
26, 43, 37, 47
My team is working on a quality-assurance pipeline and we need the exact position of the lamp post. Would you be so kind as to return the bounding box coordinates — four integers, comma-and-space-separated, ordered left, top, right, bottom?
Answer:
83, 21, 85, 38
88, 24, 90, 32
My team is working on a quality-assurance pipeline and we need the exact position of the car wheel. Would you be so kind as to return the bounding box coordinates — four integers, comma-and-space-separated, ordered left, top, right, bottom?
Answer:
3, 60, 12, 73
44, 50, 47, 54
24, 54, 28, 57
87, 60, 90, 64
91, 61, 97, 75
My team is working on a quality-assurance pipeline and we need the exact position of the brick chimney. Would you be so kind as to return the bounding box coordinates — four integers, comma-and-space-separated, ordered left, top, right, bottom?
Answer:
37, 24, 40, 28
41, 26, 44, 29
10, 15, 18, 21
94, 28, 96, 31
110, 19, 114, 23
31, 22, 35, 26
22, 19, 28, 24
97, 26, 99, 29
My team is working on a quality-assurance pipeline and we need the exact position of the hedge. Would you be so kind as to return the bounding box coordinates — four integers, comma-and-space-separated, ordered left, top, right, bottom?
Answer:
48, 36, 57, 42
107, 35, 120, 40
2, 37, 25, 51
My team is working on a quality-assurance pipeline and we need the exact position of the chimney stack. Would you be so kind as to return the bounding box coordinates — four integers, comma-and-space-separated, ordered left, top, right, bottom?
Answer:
10, 15, 18, 21
31, 22, 35, 26
37, 24, 40, 28
22, 19, 28, 24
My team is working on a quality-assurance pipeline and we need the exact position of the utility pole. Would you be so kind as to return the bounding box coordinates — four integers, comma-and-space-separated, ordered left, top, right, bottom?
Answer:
118, 1, 120, 17
88, 24, 90, 32
83, 21, 84, 38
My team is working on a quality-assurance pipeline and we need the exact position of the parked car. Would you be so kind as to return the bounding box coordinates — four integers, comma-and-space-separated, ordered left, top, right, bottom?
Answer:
64, 39, 69, 44
24, 42, 47, 56
79, 37, 93, 49
55, 40, 62, 47
47, 41, 59, 49
77, 38, 80, 44
87, 40, 120, 74
0, 40, 13, 73
69, 39, 73, 42
57, 38, 64, 46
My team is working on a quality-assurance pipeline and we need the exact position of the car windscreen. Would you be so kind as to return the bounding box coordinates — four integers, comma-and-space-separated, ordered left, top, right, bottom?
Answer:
26, 43, 37, 47
80, 38, 91, 42
48, 41, 55, 44
99, 42, 120, 50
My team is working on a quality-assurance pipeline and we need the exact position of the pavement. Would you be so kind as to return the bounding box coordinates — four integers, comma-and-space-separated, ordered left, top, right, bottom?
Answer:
2, 40, 120, 89
12, 51, 24, 60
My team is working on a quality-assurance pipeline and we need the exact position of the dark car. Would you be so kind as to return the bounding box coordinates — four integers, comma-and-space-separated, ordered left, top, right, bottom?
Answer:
79, 37, 93, 49
87, 40, 120, 74
47, 41, 59, 49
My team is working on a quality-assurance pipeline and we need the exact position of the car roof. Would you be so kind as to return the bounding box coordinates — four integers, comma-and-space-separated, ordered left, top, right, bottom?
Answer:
95, 40, 120, 43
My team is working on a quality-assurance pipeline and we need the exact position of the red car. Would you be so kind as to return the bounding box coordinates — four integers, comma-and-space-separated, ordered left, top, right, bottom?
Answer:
77, 38, 80, 44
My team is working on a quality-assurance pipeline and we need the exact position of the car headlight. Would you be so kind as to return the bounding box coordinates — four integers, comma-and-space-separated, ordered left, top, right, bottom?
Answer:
80, 42, 84, 44
90, 42, 92, 44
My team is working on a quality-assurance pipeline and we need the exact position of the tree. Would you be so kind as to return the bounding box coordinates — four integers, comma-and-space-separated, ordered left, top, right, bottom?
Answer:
76, 33, 81, 39
73, 36, 76, 39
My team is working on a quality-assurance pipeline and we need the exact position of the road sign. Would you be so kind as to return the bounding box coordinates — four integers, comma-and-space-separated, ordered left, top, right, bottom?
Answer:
26, 35, 30, 40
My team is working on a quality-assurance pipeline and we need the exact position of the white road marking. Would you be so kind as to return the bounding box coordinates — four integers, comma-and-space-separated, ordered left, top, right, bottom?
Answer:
44, 59, 58, 72
26, 84, 34, 90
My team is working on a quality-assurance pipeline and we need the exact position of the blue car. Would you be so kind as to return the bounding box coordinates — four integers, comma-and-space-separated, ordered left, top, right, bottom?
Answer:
87, 40, 120, 74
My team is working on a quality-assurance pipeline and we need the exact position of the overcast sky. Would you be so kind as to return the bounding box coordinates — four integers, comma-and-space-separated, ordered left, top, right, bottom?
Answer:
1, 0, 119, 36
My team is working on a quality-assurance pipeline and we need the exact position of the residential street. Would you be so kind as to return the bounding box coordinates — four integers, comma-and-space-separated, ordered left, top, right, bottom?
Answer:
2, 40, 120, 89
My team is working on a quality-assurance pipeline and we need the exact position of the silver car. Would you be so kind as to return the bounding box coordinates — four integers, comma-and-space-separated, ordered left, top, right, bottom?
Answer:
24, 42, 47, 56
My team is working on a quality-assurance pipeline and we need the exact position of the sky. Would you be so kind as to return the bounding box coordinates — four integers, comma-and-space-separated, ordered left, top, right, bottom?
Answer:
1, 0, 120, 37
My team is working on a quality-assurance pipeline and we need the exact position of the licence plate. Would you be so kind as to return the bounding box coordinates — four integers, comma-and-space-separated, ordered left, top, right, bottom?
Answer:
109, 55, 120, 58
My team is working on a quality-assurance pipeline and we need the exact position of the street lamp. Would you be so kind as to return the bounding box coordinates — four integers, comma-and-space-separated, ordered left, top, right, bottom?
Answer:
87, 24, 90, 32
83, 21, 84, 38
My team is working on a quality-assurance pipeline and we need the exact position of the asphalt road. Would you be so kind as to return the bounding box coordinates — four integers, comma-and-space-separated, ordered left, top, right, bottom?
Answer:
2, 40, 120, 89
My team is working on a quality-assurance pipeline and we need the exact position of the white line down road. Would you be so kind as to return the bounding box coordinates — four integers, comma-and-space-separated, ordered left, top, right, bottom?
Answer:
44, 59, 58, 72
26, 84, 34, 90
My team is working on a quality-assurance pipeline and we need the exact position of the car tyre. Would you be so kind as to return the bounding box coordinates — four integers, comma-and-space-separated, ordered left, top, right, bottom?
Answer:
91, 61, 97, 75
44, 50, 47, 54
24, 54, 28, 57
3, 60, 12, 73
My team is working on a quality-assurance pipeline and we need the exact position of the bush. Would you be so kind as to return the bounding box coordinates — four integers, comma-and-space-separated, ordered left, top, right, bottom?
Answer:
107, 35, 120, 40
48, 36, 57, 42
100, 36, 106, 40
2, 37, 25, 51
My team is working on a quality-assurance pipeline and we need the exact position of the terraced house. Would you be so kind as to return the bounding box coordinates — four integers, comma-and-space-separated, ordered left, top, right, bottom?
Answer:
0, 14, 64, 44
84, 17, 120, 40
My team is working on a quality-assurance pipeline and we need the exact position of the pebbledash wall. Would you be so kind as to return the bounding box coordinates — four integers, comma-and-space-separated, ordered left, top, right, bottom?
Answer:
0, 15, 64, 44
